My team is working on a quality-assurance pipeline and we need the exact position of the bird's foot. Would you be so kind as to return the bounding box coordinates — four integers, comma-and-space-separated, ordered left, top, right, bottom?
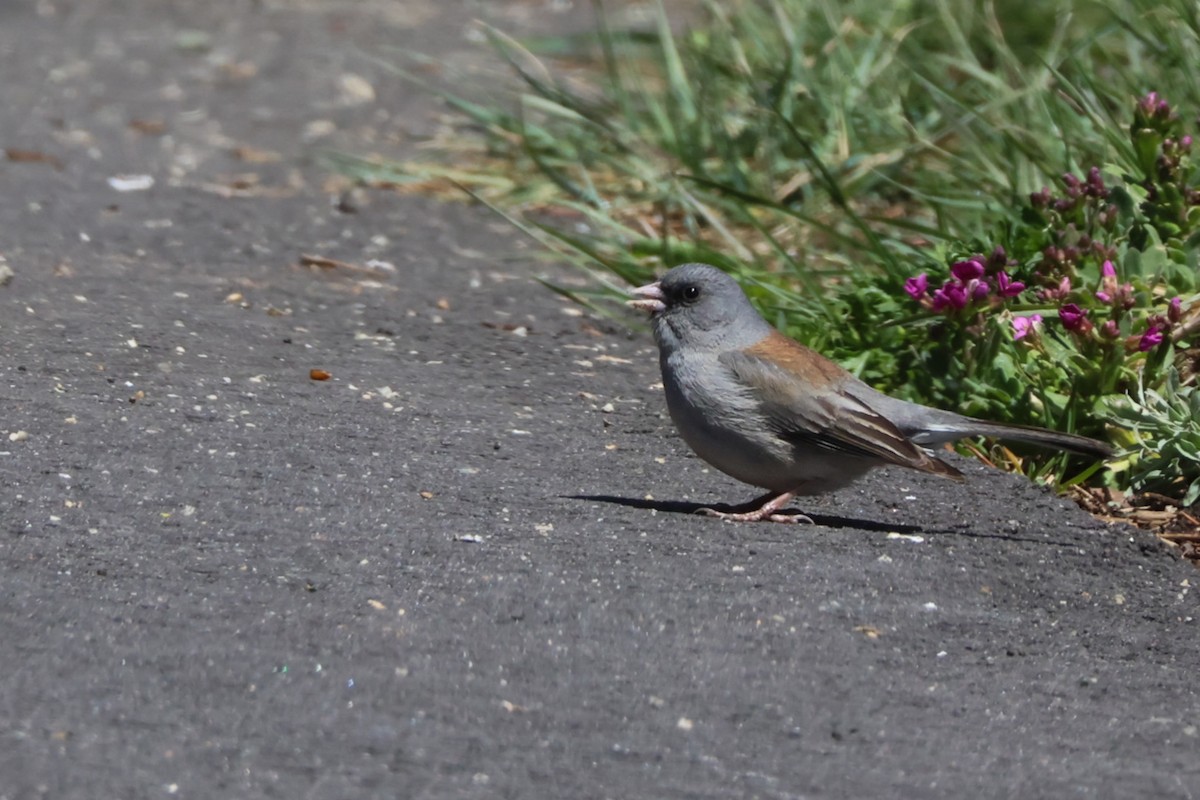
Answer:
696, 491, 813, 524
698, 507, 814, 524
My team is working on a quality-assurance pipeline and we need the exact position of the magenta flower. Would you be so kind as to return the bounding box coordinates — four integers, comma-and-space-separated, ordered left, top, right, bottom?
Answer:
995, 271, 1025, 298
950, 259, 985, 282
931, 282, 968, 311
1012, 314, 1042, 341
969, 278, 990, 301
904, 273, 929, 300
919, 255, 1020, 314
1102, 260, 1117, 277
1059, 303, 1088, 331
1139, 323, 1164, 351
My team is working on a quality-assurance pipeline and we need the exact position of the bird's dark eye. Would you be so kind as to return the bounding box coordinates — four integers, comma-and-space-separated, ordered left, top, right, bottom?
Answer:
681, 284, 701, 302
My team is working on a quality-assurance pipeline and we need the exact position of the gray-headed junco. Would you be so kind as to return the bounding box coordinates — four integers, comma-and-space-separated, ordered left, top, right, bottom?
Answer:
628, 263, 1113, 522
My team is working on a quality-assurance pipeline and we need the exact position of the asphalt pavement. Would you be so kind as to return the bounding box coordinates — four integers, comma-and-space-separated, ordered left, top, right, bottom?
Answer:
1, 2, 1198, 798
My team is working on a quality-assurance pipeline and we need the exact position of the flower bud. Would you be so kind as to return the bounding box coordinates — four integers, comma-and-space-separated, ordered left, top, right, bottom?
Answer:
1060, 303, 1088, 331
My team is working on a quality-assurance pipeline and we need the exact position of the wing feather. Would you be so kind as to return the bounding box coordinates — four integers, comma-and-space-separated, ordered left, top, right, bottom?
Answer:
719, 341, 962, 479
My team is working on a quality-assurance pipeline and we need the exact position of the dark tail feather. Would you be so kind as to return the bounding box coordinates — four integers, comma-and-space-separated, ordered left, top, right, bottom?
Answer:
917, 418, 1113, 459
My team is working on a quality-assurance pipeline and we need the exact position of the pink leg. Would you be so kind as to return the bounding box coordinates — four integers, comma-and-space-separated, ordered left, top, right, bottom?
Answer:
698, 490, 814, 524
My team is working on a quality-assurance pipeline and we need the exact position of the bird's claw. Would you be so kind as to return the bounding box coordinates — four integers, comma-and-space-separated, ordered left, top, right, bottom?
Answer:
696, 506, 813, 524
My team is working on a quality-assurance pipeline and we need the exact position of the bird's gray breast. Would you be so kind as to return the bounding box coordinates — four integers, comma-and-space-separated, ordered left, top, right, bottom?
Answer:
659, 349, 796, 490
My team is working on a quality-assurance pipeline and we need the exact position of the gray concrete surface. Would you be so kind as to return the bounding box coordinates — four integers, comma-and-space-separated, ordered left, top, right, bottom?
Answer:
1, 1, 1197, 798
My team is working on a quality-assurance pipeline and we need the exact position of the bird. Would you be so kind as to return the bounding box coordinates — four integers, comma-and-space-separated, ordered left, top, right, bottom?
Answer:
627, 263, 1113, 523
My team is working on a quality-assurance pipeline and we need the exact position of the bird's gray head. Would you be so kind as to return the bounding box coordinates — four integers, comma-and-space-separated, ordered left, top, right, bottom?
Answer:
627, 263, 772, 354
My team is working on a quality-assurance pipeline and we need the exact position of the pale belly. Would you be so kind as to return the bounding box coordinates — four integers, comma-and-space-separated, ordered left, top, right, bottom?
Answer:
661, 354, 872, 494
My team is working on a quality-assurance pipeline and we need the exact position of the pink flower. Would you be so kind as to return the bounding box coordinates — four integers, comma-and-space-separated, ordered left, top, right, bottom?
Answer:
922, 256, 1016, 314
950, 260, 985, 282
1041, 276, 1072, 302
904, 274, 929, 300
1012, 314, 1043, 341
1139, 323, 1164, 351
932, 282, 968, 311
1059, 303, 1088, 331
995, 271, 1025, 298
1136, 92, 1173, 122
1095, 260, 1119, 304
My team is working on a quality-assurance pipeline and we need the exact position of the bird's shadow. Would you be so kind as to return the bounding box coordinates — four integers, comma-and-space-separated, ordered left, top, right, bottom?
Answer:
570, 494, 1080, 547
570, 494, 917, 533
